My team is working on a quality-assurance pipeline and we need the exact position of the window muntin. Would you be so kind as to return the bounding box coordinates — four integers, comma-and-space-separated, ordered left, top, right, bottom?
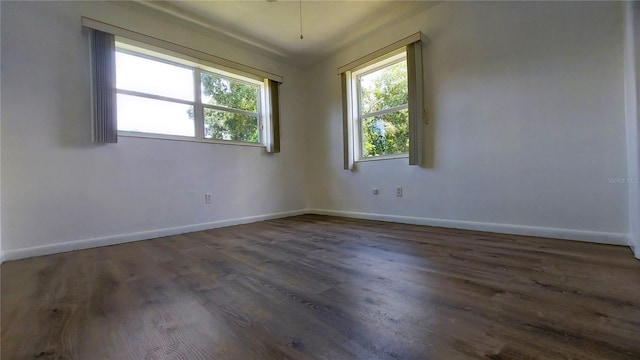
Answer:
114, 45, 265, 145
354, 53, 409, 159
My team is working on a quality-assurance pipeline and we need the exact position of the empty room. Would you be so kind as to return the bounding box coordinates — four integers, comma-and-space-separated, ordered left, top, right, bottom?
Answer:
1, 0, 639, 359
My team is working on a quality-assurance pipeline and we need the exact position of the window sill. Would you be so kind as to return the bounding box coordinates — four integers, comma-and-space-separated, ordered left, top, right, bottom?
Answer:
355, 154, 409, 163
118, 131, 266, 148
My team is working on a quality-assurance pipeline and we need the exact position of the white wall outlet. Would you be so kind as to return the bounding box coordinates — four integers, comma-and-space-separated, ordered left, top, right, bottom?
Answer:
396, 187, 403, 197
204, 193, 213, 204
372, 188, 379, 195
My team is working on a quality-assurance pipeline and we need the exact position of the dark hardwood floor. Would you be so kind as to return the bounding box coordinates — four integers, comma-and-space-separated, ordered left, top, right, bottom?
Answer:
1, 215, 639, 359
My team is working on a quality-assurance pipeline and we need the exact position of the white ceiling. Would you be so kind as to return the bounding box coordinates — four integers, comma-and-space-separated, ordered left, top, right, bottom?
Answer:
139, 1, 436, 67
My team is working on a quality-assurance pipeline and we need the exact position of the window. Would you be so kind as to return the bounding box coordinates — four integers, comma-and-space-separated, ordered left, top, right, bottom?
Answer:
115, 45, 265, 145
339, 32, 427, 170
84, 18, 282, 152
353, 52, 408, 159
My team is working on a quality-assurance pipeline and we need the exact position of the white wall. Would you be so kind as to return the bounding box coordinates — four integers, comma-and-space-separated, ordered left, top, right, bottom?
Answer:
1, 1, 636, 262
635, 1, 640, 258
0, 46, 2, 261
305, 1, 630, 244
0, 1, 308, 259
626, 1, 640, 258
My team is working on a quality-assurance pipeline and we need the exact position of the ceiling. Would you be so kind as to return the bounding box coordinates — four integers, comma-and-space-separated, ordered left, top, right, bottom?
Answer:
138, 1, 436, 67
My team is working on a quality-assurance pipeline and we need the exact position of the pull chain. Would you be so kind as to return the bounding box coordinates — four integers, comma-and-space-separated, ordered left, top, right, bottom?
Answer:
299, 0, 304, 39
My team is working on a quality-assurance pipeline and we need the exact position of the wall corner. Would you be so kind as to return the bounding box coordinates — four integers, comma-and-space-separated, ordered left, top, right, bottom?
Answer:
624, 1, 640, 259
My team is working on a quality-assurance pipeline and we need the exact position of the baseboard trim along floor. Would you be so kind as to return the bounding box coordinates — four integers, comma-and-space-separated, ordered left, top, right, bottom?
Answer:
0, 208, 633, 263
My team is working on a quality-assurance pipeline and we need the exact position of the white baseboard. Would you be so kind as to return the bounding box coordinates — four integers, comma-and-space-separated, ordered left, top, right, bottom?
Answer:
308, 208, 630, 246
1, 209, 307, 263
1, 208, 633, 264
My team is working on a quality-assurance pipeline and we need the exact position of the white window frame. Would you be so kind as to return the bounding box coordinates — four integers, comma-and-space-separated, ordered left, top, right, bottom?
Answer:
351, 50, 408, 162
115, 40, 268, 147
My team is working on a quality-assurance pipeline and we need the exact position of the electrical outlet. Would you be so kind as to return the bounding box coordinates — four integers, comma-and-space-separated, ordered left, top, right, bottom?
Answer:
204, 193, 212, 204
372, 188, 379, 195
396, 187, 403, 197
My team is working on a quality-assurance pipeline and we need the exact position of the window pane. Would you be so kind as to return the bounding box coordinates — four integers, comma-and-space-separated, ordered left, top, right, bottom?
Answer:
360, 60, 408, 115
361, 108, 409, 158
116, 52, 194, 101
117, 94, 194, 136
204, 108, 259, 143
201, 73, 258, 112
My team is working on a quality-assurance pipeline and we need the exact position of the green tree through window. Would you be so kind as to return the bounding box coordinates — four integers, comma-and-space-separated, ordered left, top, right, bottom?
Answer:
359, 60, 408, 157
198, 73, 260, 143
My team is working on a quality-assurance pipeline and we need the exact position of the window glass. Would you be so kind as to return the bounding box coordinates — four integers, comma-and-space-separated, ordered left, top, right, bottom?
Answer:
116, 52, 194, 101
201, 73, 259, 112
203, 108, 259, 143
360, 60, 408, 115
117, 94, 194, 136
362, 109, 409, 157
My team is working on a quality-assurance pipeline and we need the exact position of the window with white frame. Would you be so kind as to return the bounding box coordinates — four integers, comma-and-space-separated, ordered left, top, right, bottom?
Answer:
339, 32, 427, 170
115, 44, 265, 144
84, 18, 282, 150
352, 51, 408, 159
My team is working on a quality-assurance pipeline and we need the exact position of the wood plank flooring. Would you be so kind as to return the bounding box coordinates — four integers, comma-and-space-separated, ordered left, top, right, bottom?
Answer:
1, 214, 639, 359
